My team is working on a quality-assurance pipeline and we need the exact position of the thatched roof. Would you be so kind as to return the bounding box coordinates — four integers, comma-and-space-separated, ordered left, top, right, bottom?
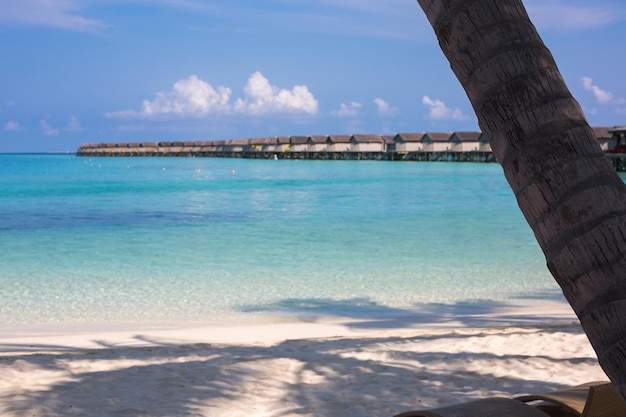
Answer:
290, 136, 308, 144
249, 137, 277, 145
395, 133, 425, 142
328, 135, 351, 143
352, 134, 383, 143
308, 135, 328, 144
227, 139, 249, 146
79, 126, 626, 154
592, 127, 612, 139
423, 132, 452, 142
452, 131, 482, 142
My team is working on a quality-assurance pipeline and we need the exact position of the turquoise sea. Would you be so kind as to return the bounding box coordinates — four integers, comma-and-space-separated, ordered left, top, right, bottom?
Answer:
0, 154, 572, 331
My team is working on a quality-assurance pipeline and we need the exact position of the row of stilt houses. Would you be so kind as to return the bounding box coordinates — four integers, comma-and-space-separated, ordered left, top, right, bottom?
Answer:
77, 126, 626, 166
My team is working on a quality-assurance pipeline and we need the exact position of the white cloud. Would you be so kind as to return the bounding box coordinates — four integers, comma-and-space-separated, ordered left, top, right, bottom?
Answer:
374, 98, 397, 116
233, 71, 318, 115
582, 77, 626, 105
40, 120, 60, 136
582, 77, 613, 104
0, 0, 105, 32
331, 101, 361, 117
106, 75, 231, 119
144, 75, 231, 117
422, 96, 467, 121
106, 72, 318, 119
4, 120, 20, 131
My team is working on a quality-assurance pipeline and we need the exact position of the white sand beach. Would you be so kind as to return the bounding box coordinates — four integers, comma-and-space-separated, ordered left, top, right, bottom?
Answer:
0, 302, 608, 417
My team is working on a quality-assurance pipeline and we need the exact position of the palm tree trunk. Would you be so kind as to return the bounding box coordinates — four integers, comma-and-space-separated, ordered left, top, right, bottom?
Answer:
417, 0, 626, 398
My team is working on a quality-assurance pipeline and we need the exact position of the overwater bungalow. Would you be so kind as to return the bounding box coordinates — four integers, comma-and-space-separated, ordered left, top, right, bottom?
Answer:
351, 134, 384, 152
76, 126, 626, 165
248, 137, 275, 152
594, 127, 615, 151
224, 139, 248, 153
193, 141, 212, 153
609, 127, 626, 152
180, 142, 194, 154
161, 142, 174, 154
382, 135, 396, 152
189, 142, 203, 154
289, 136, 309, 152
423, 132, 453, 152
610, 127, 626, 139
449, 131, 486, 152
267, 137, 282, 153
394, 133, 425, 152
276, 136, 290, 152
211, 142, 224, 153
327, 135, 352, 152
171, 142, 185, 153
78, 143, 93, 154
478, 133, 491, 152
140, 142, 159, 155
308, 135, 328, 152
117, 142, 132, 155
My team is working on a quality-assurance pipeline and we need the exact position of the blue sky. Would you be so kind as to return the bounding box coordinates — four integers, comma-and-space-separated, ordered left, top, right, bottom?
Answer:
1, 0, 625, 153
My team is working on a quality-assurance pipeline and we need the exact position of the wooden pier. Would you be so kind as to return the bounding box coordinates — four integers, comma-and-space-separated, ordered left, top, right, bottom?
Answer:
76, 142, 497, 163
76, 127, 626, 171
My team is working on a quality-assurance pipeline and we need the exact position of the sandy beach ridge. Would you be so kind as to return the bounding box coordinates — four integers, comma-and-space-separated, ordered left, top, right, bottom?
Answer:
0, 301, 608, 417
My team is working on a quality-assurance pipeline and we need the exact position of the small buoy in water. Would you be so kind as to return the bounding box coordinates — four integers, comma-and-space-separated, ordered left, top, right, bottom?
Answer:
231, 169, 236, 175
162, 167, 166, 171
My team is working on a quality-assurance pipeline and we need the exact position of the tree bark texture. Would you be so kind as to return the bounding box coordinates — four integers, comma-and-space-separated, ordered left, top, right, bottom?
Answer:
417, 0, 626, 397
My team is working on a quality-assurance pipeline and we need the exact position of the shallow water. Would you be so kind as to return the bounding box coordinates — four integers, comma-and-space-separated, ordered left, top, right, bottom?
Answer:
0, 154, 570, 329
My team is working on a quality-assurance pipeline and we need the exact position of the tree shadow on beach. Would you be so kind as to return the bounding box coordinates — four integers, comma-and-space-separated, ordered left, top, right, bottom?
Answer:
240, 296, 578, 331
0, 323, 602, 417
